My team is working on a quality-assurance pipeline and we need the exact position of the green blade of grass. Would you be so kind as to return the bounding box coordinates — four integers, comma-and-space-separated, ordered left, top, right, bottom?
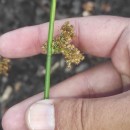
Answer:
44, 0, 57, 99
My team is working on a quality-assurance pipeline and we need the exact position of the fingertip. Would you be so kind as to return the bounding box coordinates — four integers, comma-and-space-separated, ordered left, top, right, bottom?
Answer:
0, 26, 44, 58
26, 100, 55, 130
2, 106, 25, 130
2, 106, 21, 130
0, 19, 77, 58
2, 110, 10, 130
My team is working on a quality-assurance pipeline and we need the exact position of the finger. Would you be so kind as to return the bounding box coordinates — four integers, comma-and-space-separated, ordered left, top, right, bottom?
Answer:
24, 91, 130, 130
0, 16, 129, 58
2, 61, 123, 130
52, 62, 122, 98
3, 91, 130, 130
1, 16, 129, 87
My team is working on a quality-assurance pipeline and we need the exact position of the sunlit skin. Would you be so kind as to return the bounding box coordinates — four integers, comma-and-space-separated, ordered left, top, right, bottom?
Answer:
1, 22, 84, 74
1, 16, 130, 130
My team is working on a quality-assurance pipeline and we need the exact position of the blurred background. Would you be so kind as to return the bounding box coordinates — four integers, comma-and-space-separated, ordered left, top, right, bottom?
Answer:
0, 0, 130, 129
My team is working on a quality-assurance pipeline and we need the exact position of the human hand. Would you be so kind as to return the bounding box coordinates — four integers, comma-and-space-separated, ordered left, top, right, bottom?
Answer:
2, 16, 130, 130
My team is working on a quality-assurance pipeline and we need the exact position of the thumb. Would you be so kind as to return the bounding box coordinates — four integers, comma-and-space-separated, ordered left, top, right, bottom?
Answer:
25, 94, 130, 130
26, 99, 91, 130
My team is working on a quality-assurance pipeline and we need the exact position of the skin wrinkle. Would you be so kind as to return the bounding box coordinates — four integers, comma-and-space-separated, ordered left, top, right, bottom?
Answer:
72, 101, 79, 130
75, 18, 93, 54
110, 25, 128, 58
78, 72, 93, 98
71, 99, 86, 130
54, 100, 67, 130
126, 46, 130, 76
84, 76, 95, 98
84, 73, 97, 98
126, 26, 130, 76
111, 25, 130, 90
125, 35, 130, 76
34, 25, 43, 54
86, 79, 95, 98
107, 17, 128, 51
80, 99, 84, 130
37, 24, 49, 53
109, 63, 124, 93
54, 99, 87, 130
121, 104, 127, 130
82, 99, 93, 130
117, 95, 129, 129
128, 45, 130, 76
74, 18, 81, 49
118, 28, 130, 76
75, 100, 81, 130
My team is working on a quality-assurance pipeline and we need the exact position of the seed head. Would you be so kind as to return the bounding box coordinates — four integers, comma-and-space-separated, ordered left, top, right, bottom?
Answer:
42, 21, 84, 68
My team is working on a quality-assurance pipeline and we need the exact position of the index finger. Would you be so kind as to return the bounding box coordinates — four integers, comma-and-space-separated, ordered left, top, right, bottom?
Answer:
0, 16, 129, 58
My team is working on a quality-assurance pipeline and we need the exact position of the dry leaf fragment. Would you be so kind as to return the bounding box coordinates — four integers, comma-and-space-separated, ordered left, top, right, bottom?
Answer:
0, 56, 10, 75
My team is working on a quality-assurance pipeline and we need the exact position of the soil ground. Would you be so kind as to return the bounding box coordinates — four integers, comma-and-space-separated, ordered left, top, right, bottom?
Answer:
0, 0, 130, 130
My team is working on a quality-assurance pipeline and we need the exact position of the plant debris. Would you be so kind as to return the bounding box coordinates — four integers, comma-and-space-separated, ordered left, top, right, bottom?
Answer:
0, 56, 10, 75
42, 21, 84, 68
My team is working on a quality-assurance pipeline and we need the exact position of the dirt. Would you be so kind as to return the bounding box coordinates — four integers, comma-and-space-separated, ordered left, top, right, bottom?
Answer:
0, 0, 130, 130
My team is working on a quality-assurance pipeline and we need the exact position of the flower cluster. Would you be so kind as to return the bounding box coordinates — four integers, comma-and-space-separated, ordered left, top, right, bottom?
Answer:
42, 21, 84, 68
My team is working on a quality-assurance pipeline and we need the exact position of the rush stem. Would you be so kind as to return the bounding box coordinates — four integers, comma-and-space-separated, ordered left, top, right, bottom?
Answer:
44, 0, 57, 99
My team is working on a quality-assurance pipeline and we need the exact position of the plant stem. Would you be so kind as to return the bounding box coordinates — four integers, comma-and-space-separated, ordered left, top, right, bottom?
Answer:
44, 0, 57, 99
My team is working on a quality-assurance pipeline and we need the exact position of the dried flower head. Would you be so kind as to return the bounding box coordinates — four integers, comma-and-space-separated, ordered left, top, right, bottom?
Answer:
0, 56, 10, 75
42, 21, 84, 68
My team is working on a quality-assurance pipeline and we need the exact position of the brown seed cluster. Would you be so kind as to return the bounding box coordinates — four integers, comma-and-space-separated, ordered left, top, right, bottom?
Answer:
0, 57, 10, 75
42, 21, 84, 68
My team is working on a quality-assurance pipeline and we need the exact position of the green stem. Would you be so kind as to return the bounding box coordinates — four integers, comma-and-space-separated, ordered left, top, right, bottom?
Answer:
44, 0, 57, 99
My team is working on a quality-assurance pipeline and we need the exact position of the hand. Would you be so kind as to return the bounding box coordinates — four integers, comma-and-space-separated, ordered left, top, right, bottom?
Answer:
2, 16, 130, 130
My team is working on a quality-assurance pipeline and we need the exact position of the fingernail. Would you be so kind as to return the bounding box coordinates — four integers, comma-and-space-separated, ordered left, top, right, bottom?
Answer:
26, 100, 55, 130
